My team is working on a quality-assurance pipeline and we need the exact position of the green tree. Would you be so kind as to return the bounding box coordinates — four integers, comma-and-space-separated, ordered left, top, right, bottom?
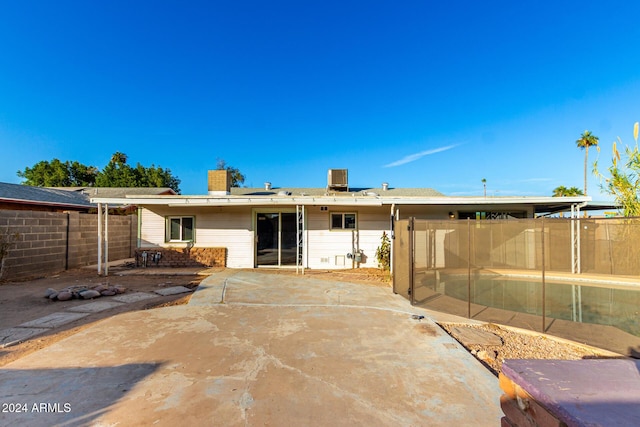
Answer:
17, 159, 98, 187
552, 186, 584, 197
595, 122, 640, 217
216, 159, 245, 188
19, 152, 181, 193
576, 130, 599, 195
95, 152, 181, 192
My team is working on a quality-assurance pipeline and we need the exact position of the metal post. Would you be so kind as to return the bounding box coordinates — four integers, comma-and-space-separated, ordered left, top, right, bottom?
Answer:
104, 203, 109, 277
467, 218, 471, 319
541, 217, 546, 332
408, 217, 415, 304
97, 202, 103, 276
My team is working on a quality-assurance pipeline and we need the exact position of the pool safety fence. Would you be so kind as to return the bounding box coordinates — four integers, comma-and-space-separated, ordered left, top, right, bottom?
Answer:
393, 217, 640, 356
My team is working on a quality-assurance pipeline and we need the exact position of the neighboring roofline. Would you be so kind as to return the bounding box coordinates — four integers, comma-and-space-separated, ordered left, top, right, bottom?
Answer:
0, 197, 93, 210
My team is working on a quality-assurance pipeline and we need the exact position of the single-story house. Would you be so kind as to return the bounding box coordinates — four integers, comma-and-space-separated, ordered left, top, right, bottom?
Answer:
90, 169, 597, 270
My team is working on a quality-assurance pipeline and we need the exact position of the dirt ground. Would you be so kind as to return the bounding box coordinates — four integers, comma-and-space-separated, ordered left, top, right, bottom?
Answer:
0, 266, 214, 367
0, 266, 390, 367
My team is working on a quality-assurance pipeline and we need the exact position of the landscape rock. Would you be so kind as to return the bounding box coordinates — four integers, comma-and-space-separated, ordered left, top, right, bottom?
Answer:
79, 290, 101, 299
44, 288, 57, 298
100, 290, 116, 296
57, 291, 73, 301
48, 292, 59, 300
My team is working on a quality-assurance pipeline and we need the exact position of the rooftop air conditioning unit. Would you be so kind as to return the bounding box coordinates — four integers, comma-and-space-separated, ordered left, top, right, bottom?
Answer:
327, 169, 348, 191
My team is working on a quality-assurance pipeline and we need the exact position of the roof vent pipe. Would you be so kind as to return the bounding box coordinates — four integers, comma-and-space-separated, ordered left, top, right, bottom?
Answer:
264, 182, 272, 191
382, 182, 389, 191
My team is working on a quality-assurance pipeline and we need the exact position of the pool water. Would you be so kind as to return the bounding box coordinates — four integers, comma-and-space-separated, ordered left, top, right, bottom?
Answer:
417, 275, 640, 337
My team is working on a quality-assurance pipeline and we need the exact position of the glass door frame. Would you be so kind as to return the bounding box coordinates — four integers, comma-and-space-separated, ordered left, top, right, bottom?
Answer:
254, 208, 297, 267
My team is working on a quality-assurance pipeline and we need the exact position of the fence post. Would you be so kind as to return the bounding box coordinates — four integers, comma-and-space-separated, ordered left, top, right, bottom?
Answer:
541, 217, 546, 332
467, 218, 471, 319
409, 217, 415, 305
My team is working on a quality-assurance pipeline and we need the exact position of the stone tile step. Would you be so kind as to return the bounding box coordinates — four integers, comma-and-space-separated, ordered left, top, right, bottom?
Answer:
153, 286, 193, 296
19, 312, 90, 329
111, 292, 157, 303
66, 301, 125, 313
0, 327, 50, 348
450, 326, 503, 346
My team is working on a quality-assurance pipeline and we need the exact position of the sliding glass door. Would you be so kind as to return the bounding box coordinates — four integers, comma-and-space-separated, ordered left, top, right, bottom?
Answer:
256, 212, 296, 266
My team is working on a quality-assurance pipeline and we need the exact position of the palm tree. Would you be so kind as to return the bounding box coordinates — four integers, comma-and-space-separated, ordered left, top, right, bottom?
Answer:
576, 131, 599, 195
481, 178, 487, 197
552, 186, 584, 197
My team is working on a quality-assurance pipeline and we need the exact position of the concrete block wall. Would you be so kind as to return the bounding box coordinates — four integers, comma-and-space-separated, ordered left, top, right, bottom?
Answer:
0, 210, 67, 280
68, 213, 136, 268
135, 247, 226, 268
0, 210, 136, 281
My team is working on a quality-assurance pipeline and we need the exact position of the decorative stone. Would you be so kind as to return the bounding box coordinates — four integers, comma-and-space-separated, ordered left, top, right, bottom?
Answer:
92, 285, 107, 292
44, 288, 58, 298
79, 290, 101, 299
115, 286, 126, 294
57, 291, 73, 301
49, 292, 59, 300
100, 290, 116, 296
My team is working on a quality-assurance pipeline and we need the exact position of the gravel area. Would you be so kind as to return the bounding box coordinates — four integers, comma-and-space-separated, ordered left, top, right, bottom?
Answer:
439, 322, 615, 376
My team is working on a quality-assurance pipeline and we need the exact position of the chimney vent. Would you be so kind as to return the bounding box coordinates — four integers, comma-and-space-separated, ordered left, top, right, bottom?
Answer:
382, 182, 389, 191
264, 182, 272, 191
208, 170, 231, 195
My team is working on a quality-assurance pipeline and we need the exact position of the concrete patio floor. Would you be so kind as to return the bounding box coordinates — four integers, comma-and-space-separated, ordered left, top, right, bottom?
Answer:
0, 270, 502, 426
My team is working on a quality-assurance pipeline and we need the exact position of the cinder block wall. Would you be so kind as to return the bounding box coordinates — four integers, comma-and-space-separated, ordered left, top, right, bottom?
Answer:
68, 212, 136, 268
0, 210, 136, 281
0, 210, 67, 280
135, 247, 226, 268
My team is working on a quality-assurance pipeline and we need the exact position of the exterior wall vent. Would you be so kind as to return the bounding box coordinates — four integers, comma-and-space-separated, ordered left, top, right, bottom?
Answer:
327, 169, 348, 192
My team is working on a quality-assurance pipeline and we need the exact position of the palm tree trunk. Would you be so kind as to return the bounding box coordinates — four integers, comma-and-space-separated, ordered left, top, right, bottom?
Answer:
584, 146, 589, 196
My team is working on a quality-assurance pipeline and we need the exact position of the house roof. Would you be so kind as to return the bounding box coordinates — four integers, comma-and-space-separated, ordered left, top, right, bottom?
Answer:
89, 186, 601, 214
0, 182, 93, 209
230, 187, 445, 197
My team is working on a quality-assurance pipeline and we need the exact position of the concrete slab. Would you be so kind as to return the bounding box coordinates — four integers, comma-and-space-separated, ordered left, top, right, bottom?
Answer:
0, 270, 503, 426
111, 292, 157, 303
450, 326, 503, 346
0, 327, 50, 348
66, 300, 125, 313
153, 286, 192, 296
18, 312, 90, 329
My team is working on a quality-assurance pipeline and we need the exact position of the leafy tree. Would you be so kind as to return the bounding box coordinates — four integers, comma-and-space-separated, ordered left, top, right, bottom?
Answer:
595, 122, 640, 217
17, 159, 98, 187
576, 130, 599, 195
552, 186, 584, 197
216, 158, 245, 188
18, 152, 181, 193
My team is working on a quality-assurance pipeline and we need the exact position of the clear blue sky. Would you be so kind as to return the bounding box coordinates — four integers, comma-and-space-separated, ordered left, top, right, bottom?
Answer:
2, 1, 640, 198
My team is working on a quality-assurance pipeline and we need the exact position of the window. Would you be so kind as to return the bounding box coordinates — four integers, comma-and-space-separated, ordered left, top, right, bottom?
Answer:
330, 213, 356, 230
167, 216, 194, 242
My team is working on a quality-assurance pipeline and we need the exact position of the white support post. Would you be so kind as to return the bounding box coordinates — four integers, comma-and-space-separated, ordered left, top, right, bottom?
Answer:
104, 203, 109, 277
98, 202, 103, 276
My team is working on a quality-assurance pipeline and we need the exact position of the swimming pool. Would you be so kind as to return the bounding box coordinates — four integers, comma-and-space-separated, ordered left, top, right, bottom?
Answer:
414, 273, 640, 337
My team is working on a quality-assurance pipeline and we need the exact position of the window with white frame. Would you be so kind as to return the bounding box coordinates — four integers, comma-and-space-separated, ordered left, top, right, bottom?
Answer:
330, 213, 356, 230
167, 216, 195, 242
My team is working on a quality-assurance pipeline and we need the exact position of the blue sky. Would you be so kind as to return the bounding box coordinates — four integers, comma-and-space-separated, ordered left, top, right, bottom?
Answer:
1, 1, 640, 198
